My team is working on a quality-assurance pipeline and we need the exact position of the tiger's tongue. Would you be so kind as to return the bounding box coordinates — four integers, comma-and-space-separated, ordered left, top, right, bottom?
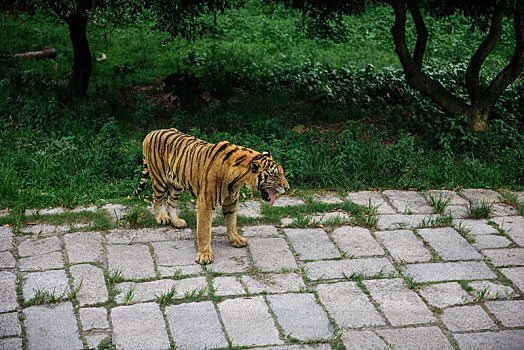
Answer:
268, 190, 276, 208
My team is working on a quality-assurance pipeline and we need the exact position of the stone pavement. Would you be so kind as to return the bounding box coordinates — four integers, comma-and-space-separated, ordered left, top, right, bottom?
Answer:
0, 189, 523, 349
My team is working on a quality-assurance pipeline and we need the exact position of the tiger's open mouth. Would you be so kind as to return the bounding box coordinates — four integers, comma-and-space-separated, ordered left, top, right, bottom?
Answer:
261, 189, 276, 207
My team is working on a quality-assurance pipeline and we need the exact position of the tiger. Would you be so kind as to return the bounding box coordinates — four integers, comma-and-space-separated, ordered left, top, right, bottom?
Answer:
133, 128, 289, 264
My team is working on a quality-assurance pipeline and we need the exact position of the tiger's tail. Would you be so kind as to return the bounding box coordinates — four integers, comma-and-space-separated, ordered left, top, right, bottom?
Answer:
133, 158, 149, 197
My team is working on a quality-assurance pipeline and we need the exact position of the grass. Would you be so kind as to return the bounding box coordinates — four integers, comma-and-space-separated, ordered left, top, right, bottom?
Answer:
465, 199, 494, 219
0, 2, 522, 210
499, 191, 524, 215
428, 193, 452, 214
25, 281, 82, 306
154, 286, 177, 306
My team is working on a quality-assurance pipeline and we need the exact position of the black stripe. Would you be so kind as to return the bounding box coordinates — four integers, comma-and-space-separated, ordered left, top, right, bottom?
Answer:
232, 155, 247, 167
222, 149, 237, 164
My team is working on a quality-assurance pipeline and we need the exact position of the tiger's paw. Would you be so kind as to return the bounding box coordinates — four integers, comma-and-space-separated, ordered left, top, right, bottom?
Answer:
229, 235, 247, 248
171, 218, 187, 229
156, 213, 171, 225
195, 249, 213, 265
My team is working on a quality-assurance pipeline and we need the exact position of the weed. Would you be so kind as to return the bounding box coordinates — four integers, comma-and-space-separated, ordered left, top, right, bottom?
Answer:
418, 213, 453, 228
182, 287, 207, 300
429, 193, 452, 214
499, 191, 524, 215
105, 269, 125, 285
404, 274, 421, 290
123, 284, 135, 304
154, 286, 177, 306
466, 199, 494, 219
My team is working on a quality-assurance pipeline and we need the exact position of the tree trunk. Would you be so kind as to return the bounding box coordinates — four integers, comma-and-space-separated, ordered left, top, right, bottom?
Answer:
68, 15, 92, 97
467, 110, 489, 132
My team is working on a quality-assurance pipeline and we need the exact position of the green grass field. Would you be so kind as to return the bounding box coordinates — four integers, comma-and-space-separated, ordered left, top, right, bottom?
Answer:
0, 2, 522, 210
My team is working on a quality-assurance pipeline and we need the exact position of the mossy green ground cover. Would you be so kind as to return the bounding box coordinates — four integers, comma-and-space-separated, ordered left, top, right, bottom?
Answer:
0, 2, 522, 210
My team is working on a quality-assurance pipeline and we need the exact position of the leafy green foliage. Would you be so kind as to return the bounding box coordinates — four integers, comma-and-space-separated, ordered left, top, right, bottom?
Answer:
0, 2, 522, 210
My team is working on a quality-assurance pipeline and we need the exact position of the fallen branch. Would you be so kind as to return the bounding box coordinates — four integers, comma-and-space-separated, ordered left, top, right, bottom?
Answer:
10, 47, 57, 60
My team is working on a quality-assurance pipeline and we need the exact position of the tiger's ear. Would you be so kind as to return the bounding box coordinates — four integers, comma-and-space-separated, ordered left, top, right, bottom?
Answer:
251, 160, 260, 173
262, 150, 272, 159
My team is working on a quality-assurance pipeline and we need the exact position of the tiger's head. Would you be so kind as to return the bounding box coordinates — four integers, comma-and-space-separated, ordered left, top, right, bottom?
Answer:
249, 150, 289, 207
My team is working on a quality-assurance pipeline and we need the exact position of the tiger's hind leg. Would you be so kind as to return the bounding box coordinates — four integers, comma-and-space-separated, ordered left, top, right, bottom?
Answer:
166, 183, 187, 228
152, 180, 170, 225
222, 195, 247, 248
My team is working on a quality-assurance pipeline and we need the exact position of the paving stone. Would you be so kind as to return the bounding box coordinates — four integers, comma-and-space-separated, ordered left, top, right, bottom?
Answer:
252, 346, 331, 350
102, 203, 129, 220
0, 272, 17, 312
460, 189, 500, 202
79, 307, 109, 331
19, 251, 64, 271
0, 251, 15, 268
212, 276, 245, 296
85, 333, 110, 349
206, 239, 249, 273
64, 232, 104, 264
404, 261, 496, 283
311, 211, 351, 224
107, 244, 155, 279
0, 227, 13, 251
284, 228, 340, 260
500, 267, 524, 293
71, 205, 98, 213
111, 302, 170, 350
271, 197, 305, 207
166, 301, 228, 350
418, 227, 483, 261
0, 312, 21, 337
280, 217, 294, 226
483, 248, 524, 267
491, 216, 524, 246
316, 281, 384, 328
313, 194, 343, 204
452, 219, 498, 235
468, 281, 516, 299
107, 227, 192, 244
441, 305, 497, 331
242, 225, 279, 237
116, 277, 207, 304
454, 330, 524, 350
24, 302, 83, 350
23, 270, 69, 302
377, 214, 430, 230
152, 241, 202, 276
364, 278, 436, 326
346, 191, 396, 214
473, 235, 512, 249
304, 257, 396, 281
19, 224, 69, 236
218, 296, 283, 346
268, 293, 333, 340
425, 190, 468, 206
249, 237, 298, 272
418, 282, 469, 308
242, 273, 305, 294
0, 338, 22, 350
332, 226, 384, 257
70, 264, 108, 306
446, 205, 468, 219
18, 236, 61, 257
377, 327, 452, 350
383, 190, 434, 214
485, 300, 524, 327
210, 226, 227, 238
376, 229, 431, 263
342, 330, 389, 350
237, 200, 262, 218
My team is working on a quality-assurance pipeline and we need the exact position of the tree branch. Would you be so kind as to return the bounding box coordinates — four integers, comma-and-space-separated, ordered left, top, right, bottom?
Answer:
388, 0, 470, 116
407, 0, 427, 69
483, 2, 524, 108
465, 6, 504, 105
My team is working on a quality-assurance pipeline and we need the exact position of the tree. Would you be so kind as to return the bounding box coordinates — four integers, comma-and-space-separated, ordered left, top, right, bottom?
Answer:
2, 1, 141, 97
277, 0, 524, 131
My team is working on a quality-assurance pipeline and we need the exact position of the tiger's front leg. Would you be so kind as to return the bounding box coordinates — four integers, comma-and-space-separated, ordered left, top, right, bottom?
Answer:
222, 195, 247, 248
195, 197, 214, 265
